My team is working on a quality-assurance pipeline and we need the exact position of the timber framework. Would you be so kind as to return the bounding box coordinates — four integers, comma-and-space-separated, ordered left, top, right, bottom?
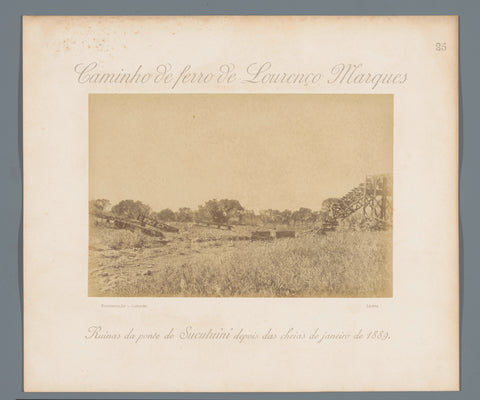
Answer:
322, 174, 393, 231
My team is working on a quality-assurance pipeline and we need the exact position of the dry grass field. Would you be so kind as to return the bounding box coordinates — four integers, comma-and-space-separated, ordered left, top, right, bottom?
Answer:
88, 221, 392, 298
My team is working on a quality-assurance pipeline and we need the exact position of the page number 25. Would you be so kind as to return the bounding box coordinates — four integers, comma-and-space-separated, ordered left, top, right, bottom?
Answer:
435, 42, 447, 51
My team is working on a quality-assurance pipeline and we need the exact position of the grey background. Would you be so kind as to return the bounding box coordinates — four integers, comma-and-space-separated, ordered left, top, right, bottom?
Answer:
0, 0, 477, 399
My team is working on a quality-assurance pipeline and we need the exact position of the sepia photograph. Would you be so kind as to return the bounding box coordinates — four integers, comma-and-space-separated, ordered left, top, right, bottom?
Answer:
88, 94, 393, 297
23, 15, 459, 392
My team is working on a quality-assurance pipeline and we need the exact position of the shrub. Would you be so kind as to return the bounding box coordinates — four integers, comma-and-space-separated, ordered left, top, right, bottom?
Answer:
106, 229, 152, 250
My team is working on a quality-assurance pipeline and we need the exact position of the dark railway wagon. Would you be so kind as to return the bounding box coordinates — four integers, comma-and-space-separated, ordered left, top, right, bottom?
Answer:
275, 230, 295, 239
251, 231, 273, 241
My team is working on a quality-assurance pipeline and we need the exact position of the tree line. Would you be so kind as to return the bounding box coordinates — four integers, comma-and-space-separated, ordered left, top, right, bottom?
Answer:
89, 198, 328, 228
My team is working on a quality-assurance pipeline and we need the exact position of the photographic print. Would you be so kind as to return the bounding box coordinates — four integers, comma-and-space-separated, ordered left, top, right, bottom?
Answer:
88, 94, 393, 297
24, 16, 458, 392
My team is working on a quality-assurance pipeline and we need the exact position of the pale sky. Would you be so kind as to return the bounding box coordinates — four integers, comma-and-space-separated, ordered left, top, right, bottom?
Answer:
89, 94, 392, 212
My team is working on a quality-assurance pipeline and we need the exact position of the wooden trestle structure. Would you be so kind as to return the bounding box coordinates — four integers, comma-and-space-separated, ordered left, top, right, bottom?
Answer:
322, 174, 393, 231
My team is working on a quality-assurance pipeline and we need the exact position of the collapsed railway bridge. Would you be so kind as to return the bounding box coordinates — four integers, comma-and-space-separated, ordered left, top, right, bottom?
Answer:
92, 212, 179, 238
321, 174, 393, 232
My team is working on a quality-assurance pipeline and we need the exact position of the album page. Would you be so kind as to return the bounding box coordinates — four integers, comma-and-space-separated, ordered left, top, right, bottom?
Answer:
23, 16, 458, 391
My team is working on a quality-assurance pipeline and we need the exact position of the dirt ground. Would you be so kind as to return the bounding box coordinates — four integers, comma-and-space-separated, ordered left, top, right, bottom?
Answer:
89, 223, 265, 296
88, 222, 392, 298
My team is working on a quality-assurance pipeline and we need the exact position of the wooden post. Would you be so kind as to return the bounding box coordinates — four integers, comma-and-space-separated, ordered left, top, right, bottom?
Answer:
381, 175, 387, 221
363, 176, 367, 218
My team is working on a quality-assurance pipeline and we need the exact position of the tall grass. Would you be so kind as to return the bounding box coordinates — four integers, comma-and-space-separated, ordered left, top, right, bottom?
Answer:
89, 223, 153, 250
105, 231, 392, 298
